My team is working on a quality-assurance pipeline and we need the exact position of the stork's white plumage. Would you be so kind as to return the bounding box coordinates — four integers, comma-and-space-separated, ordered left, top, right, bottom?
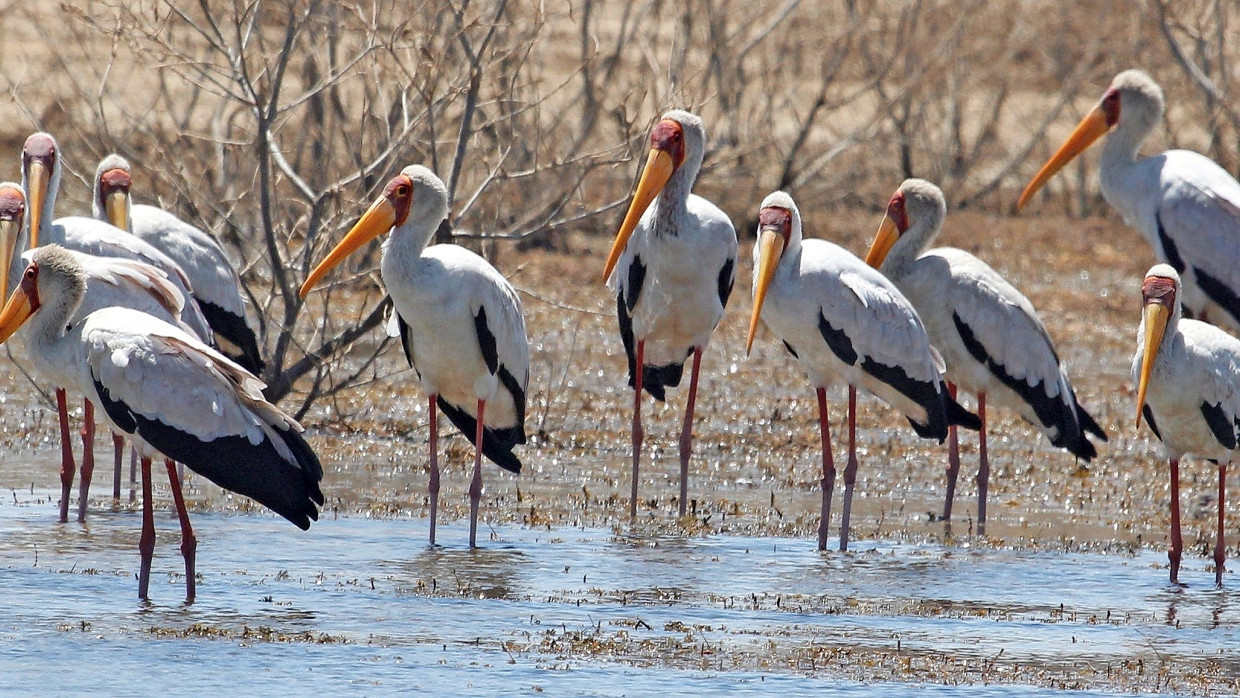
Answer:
1019, 69, 1240, 332
0, 245, 323, 601
92, 154, 265, 374
300, 165, 528, 548
1135, 264, 1238, 587
865, 179, 1106, 534
2, 181, 201, 523
747, 191, 980, 551
602, 110, 738, 520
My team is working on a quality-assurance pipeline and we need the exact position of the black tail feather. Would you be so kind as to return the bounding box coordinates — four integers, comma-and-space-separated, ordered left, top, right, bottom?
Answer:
945, 391, 982, 432
437, 397, 523, 474
198, 299, 265, 374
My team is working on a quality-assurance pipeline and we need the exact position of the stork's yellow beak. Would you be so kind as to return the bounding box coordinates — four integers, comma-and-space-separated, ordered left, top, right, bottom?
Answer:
1135, 301, 1169, 429
865, 214, 900, 269
0, 283, 36, 344
602, 149, 675, 282
1017, 104, 1111, 210
746, 228, 784, 355
26, 161, 48, 248
299, 197, 396, 298
0, 218, 18, 293
104, 190, 129, 232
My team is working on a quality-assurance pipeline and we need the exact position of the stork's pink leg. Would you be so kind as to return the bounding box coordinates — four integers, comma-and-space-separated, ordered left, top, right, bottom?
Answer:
629, 340, 645, 521
976, 392, 990, 536
677, 347, 703, 518
428, 394, 440, 546
1215, 462, 1227, 588
943, 382, 960, 525
839, 386, 859, 552
111, 433, 124, 500
76, 399, 96, 522
138, 457, 155, 600
56, 388, 74, 523
468, 399, 486, 548
128, 447, 138, 503
1169, 458, 1183, 585
164, 458, 197, 602
815, 388, 836, 551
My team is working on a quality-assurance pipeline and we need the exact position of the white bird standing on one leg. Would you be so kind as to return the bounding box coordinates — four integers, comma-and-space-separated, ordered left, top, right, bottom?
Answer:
300, 166, 528, 548
747, 191, 980, 551
1135, 264, 1238, 587
602, 110, 737, 520
865, 179, 1106, 534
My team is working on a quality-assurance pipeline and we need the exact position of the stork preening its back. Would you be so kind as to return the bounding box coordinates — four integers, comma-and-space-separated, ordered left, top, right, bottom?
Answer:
602, 110, 738, 520
1019, 69, 1240, 332
300, 165, 528, 548
1135, 265, 1239, 587
865, 179, 1106, 534
92, 154, 265, 374
747, 191, 979, 551
0, 245, 323, 601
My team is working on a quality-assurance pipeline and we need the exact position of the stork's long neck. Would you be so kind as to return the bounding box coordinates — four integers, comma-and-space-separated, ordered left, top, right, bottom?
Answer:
383, 213, 439, 272
22, 282, 84, 368
882, 216, 939, 283
1099, 115, 1151, 197
651, 161, 699, 237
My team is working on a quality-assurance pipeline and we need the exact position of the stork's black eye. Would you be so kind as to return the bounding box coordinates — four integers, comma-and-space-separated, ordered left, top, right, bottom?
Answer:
395, 185, 410, 196
24, 268, 35, 279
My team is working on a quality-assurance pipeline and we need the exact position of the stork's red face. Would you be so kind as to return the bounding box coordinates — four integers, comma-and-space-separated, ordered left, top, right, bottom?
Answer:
650, 119, 687, 170
0, 261, 41, 344
758, 206, 792, 251
1100, 87, 1121, 128
1141, 274, 1176, 308
886, 191, 909, 233
22, 134, 56, 247
382, 174, 415, 228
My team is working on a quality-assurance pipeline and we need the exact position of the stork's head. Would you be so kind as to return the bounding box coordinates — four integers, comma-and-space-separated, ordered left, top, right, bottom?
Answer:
1134, 264, 1180, 430
299, 165, 448, 298
1017, 69, 1163, 209
747, 190, 800, 355
0, 184, 26, 293
0, 245, 85, 345
601, 110, 707, 281
21, 132, 59, 247
94, 154, 134, 232
864, 178, 946, 270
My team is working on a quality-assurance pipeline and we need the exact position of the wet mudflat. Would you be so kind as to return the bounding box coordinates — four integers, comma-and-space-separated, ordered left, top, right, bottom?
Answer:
2, 214, 1239, 694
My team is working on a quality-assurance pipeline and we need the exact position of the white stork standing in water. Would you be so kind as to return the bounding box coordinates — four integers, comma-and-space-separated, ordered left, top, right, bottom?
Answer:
1019, 69, 1240, 332
92, 154, 265, 374
2, 182, 202, 523
1135, 264, 1238, 587
601, 110, 737, 520
0, 245, 323, 601
22, 132, 213, 516
865, 179, 1107, 534
746, 191, 980, 551
300, 165, 527, 548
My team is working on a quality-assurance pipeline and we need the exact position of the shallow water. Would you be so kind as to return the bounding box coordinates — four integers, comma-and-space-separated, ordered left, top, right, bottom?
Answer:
1, 485, 1235, 695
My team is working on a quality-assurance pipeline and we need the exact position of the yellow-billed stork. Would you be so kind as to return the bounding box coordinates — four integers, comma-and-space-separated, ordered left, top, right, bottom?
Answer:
602, 110, 738, 520
1135, 264, 1238, 587
300, 165, 528, 548
865, 179, 1107, 534
747, 191, 980, 551
1019, 69, 1240, 332
0, 245, 323, 601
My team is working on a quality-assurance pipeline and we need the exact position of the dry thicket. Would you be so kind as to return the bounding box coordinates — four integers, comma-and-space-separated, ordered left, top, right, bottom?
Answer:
0, 0, 1235, 415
